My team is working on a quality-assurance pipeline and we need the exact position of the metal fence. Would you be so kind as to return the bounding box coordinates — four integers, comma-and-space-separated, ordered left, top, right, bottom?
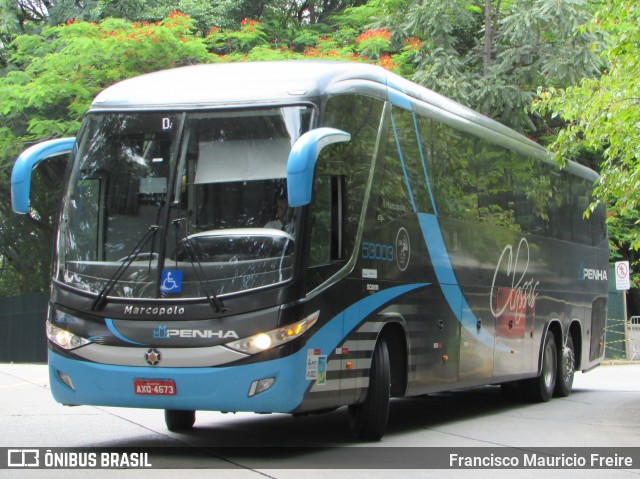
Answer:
0, 293, 48, 363
628, 316, 640, 362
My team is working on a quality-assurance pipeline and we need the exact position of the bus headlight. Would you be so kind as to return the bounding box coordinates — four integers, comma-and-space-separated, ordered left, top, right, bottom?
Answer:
226, 311, 319, 355
47, 322, 90, 350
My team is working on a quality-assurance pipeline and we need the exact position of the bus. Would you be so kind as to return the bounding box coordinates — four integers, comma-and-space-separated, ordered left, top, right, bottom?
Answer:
11, 61, 608, 440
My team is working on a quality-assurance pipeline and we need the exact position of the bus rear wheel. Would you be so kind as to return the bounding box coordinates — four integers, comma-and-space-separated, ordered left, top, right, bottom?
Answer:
164, 409, 196, 432
348, 337, 390, 441
522, 330, 557, 402
554, 333, 575, 398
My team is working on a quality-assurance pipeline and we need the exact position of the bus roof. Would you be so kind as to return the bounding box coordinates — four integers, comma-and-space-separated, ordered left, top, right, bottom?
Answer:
91, 61, 385, 110
90, 60, 597, 182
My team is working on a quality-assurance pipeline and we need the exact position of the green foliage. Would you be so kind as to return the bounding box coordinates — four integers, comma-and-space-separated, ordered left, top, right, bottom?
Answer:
370, 0, 602, 132
0, 7, 397, 296
0, 1, 626, 295
3, 14, 210, 141
534, 0, 640, 285
0, 12, 212, 295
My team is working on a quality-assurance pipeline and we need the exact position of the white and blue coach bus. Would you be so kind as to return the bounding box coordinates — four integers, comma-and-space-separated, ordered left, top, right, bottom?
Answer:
11, 61, 608, 440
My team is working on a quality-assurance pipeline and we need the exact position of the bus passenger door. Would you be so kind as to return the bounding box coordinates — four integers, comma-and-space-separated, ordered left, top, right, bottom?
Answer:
458, 287, 495, 382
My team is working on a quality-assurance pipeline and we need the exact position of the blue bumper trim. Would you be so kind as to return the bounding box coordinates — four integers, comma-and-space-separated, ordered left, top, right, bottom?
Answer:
49, 283, 426, 411
49, 350, 306, 412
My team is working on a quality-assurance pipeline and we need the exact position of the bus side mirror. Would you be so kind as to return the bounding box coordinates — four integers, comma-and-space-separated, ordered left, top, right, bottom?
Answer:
11, 137, 76, 214
286, 128, 350, 207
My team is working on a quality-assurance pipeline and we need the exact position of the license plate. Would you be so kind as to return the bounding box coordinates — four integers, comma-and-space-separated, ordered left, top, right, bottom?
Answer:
134, 379, 176, 396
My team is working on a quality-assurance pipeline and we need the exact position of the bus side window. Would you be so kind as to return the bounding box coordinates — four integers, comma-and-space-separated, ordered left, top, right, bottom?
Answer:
590, 200, 607, 247
309, 174, 345, 266
306, 94, 384, 292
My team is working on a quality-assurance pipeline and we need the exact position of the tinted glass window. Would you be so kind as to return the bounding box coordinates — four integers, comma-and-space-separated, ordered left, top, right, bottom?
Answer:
306, 95, 384, 290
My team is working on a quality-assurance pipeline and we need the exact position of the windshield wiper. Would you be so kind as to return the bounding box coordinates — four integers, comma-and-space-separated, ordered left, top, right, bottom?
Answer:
172, 218, 229, 313
91, 225, 160, 311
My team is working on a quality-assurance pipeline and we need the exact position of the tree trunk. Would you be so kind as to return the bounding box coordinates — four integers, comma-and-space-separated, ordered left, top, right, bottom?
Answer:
483, 0, 493, 78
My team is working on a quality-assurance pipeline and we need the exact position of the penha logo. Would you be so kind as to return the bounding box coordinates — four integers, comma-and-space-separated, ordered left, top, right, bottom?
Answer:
577, 263, 608, 282
152, 325, 238, 340
153, 325, 168, 339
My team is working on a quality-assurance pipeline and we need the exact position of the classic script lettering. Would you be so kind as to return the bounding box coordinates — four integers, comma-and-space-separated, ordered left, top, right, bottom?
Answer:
490, 238, 539, 318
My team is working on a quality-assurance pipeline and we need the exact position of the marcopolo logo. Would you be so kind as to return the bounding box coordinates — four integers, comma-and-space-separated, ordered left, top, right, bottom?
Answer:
123, 305, 186, 317
153, 325, 239, 340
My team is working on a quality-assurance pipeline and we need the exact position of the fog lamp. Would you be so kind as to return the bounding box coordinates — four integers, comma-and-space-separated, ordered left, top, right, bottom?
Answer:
57, 370, 76, 391
248, 377, 276, 397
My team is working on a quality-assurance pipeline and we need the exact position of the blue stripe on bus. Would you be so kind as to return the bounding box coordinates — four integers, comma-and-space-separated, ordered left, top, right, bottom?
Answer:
105, 318, 146, 346
311, 282, 427, 349
418, 213, 506, 351
387, 88, 413, 111
50, 283, 426, 412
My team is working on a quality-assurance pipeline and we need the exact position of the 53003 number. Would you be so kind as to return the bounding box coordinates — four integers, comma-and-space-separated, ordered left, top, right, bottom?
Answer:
361, 242, 394, 262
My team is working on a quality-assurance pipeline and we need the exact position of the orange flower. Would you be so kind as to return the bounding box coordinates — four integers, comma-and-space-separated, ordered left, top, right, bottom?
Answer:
169, 10, 188, 19
404, 37, 421, 50
356, 29, 391, 43
240, 18, 259, 27
378, 54, 398, 71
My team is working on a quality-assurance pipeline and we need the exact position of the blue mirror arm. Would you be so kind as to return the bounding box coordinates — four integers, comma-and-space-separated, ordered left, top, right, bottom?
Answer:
286, 128, 351, 207
11, 137, 76, 214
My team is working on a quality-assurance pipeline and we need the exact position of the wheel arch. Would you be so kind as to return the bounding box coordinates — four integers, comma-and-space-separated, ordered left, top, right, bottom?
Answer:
568, 320, 583, 371
377, 316, 408, 398
538, 319, 562, 375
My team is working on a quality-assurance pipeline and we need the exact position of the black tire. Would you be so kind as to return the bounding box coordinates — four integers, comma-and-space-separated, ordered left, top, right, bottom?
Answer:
522, 330, 557, 402
500, 381, 520, 401
553, 333, 575, 398
348, 337, 391, 441
164, 409, 195, 432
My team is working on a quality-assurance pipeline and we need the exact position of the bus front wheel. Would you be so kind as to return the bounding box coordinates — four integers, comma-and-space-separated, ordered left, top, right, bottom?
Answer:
522, 330, 557, 402
165, 409, 196, 432
348, 337, 390, 441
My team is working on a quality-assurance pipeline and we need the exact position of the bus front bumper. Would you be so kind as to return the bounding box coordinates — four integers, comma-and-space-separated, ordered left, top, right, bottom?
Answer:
48, 349, 310, 413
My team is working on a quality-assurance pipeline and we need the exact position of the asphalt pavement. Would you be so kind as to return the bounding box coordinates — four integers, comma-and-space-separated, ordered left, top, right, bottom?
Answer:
1, 362, 639, 479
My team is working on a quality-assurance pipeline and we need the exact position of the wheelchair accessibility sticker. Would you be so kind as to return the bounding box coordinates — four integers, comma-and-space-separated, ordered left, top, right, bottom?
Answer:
160, 270, 182, 294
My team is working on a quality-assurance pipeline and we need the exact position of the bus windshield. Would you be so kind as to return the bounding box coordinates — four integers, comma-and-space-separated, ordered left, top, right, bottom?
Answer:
57, 106, 313, 300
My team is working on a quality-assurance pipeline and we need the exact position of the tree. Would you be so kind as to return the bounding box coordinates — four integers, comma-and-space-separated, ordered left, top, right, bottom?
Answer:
0, 2, 609, 296
0, 13, 212, 294
372, 0, 602, 133
0, 9, 390, 296
534, 0, 640, 284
